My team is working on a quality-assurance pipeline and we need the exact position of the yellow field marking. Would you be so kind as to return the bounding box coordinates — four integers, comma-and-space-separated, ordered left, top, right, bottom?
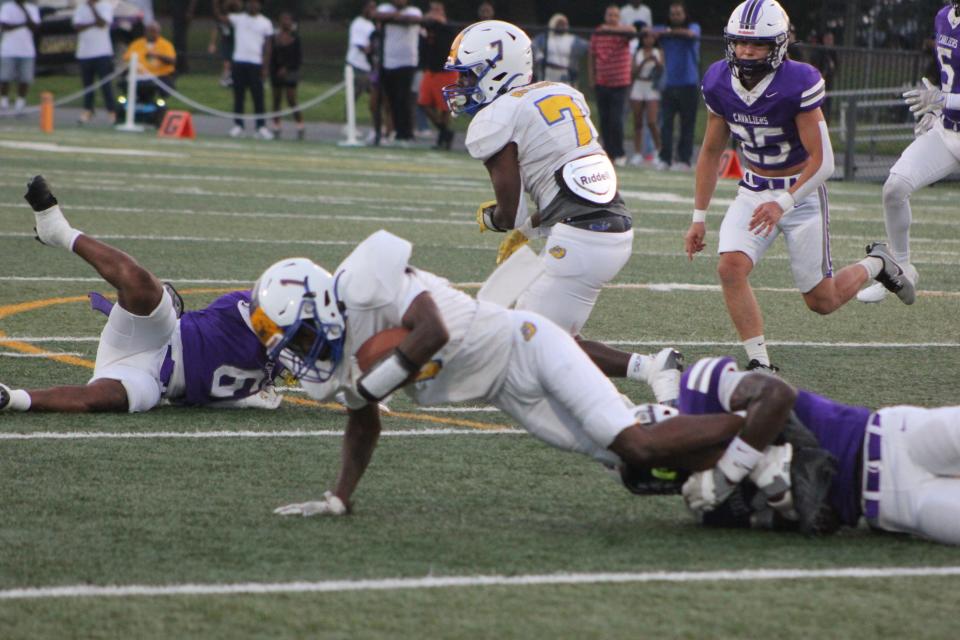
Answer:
0, 292, 512, 431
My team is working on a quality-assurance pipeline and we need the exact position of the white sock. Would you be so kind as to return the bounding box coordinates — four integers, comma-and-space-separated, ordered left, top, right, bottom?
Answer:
743, 335, 770, 366
1, 386, 31, 411
34, 204, 82, 251
14, 97, 25, 110
859, 256, 883, 279
626, 353, 653, 382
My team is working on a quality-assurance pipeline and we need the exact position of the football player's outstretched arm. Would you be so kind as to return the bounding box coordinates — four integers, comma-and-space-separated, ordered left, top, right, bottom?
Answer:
611, 413, 745, 469
686, 111, 730, 259
332, 403, 383, 508
482, 142, 524, 231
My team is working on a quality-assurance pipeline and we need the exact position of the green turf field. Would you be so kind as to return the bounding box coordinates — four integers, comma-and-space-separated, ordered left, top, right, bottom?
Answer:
0, 127, 958, 639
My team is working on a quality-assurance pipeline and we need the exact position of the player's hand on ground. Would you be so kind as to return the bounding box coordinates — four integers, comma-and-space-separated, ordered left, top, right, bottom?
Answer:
274, 491, 348, 517
903, 78, 945, 116
496, 229, 529, 265
684, 222, 706, 260
681, 468, 736, 513
749, 202, 784, 237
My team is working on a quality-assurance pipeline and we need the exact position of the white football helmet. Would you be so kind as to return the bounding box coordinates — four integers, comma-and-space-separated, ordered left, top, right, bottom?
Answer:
250, 258, 346, 383
724, 0, 790, 82
442, 20, 533, 116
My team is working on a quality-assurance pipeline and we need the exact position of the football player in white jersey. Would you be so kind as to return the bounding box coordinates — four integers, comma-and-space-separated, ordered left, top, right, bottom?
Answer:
441, 20, 682, 406
684, 0, 914, 370
857, 2, 960, 303
250, 231, 747, 517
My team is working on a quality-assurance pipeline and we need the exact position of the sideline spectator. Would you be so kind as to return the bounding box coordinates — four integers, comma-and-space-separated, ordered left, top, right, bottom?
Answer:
376, 0, 422, 144
214, 0, 273, 140
209, 0, 240, 88
629, 28, 662, 166
270, 12, 304, 140
0, 0, 39, 115
620, 1, 651, 30
656, 1, 700, 171
533, 13, 587, 85
477, 1, 494, 20
347, 0, 391, 141
171, 0, 196, 73
417, 1, 456, 149
123, 21, 176, 93
72, 0, 116, 124
811, 31, 838, 120
589, 5, 635, 166
787, 23, 804, 62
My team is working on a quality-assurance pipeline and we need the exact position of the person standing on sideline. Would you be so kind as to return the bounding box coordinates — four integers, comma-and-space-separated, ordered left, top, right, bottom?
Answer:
588, 5, 635, 166
376, 0, 422, 145
269, 12, 304, 140
214, 0, 274, 140
347, 1, 388, 140
417, 1, 457, 149
209, 0, 240, 87
656, 1, 701, 171
72, 0, 115, 125
171, 0, 196, 74
0, 0, 40, 115
532, 13, 588, 86
629, 29, 662, 166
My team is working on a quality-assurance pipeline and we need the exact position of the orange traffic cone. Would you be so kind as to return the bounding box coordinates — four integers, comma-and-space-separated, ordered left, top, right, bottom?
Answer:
39, 92, 54, 133
718, 149, 744, 180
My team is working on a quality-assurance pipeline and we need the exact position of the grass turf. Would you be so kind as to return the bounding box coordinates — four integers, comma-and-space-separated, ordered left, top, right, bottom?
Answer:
0, 125, 958, 637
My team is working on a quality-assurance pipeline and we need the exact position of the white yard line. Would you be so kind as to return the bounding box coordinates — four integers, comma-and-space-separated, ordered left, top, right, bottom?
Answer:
0, 352, 83, 358
2, 567, 958, 600
0, 429, 523, 441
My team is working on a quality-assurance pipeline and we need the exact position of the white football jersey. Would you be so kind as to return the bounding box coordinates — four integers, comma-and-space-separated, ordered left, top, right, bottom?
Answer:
300, 231, 512, 408
465, 81, 604, 213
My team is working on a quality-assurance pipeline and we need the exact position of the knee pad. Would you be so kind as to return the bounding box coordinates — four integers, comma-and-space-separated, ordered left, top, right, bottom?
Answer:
883, 173, 914, 207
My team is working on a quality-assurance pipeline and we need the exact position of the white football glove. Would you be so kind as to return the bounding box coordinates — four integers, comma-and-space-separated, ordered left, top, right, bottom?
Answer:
903, 78, 945, 116
681, 468, 737, 513
749, 444, 792, 499
274, 490, 347, 517
914, 110, 939, 137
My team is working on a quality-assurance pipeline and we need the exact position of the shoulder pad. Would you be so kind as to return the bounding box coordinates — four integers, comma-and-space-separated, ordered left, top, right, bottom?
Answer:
337, 231, 413, 309
465, 100, 517, 161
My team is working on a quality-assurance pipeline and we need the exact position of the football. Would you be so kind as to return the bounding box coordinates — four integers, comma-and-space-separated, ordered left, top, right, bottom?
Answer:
355, 327, 411, 372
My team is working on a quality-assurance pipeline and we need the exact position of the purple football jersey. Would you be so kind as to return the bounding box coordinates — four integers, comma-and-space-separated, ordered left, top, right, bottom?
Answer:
701, 59, 825, 171
178, 291, 277, 406
679, 356, 738, 415
935, 5, 960, 122
792, 390, 869, 527
679, 356, 869, 527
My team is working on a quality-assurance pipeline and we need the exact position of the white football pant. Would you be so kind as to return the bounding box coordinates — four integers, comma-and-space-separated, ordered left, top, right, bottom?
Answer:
516, 223, 633, 336
884, 123, 960, 264
90, 288, 178, 413
718, 181, 832, 294
868, 405, 960, 545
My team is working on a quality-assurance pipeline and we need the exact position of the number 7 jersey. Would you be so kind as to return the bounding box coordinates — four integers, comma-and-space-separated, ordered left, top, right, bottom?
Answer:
700, 59, 825, 171
465, 81, 605, 212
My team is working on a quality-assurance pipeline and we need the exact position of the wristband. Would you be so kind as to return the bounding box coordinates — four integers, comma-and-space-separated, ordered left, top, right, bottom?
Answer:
774, 192, 796, 213
716, 436, 764, 484
692, 209, 707, 223
357, 350, 418, 401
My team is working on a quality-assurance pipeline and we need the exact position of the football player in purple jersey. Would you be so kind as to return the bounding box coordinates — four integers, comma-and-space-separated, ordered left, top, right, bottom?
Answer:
677, 356, 960, 545
684, 0, 915, 371
0, 176, 281, 414
858, 1, 960, 303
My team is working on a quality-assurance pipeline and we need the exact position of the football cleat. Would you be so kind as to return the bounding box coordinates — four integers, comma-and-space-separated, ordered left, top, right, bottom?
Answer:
857, 264, 918, 304
163, 282, 185, 318
865, 243, 916, 305
746, 359, 780, 373
24, 175, 57, 212
648, 348, 684, 407
0, 383, 10, 411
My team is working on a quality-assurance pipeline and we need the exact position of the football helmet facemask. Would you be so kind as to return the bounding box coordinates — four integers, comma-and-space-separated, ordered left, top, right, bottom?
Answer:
724, 0, 790, 84
443, 20, 533, 116
250, 258, 346, 383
